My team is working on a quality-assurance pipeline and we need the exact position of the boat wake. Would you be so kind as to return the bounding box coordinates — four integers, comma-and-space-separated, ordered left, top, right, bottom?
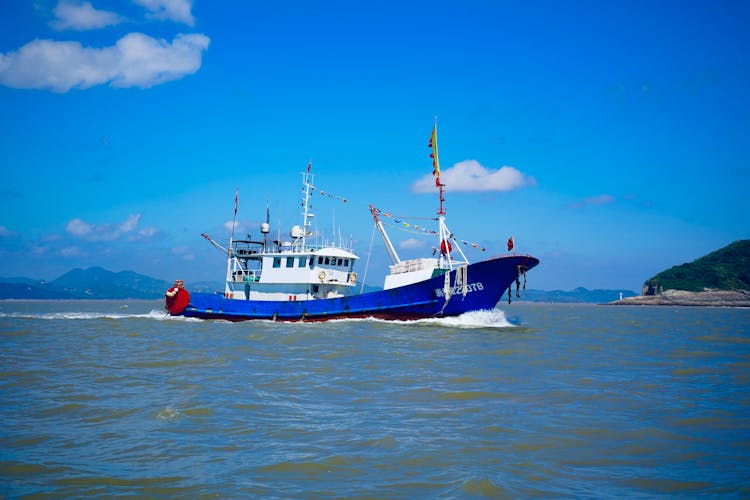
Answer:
2, 308, 513, 327
329, 309, 516, 329
0, 310, 199, 321
400, 309, 516, 329
416, 309, 516, 328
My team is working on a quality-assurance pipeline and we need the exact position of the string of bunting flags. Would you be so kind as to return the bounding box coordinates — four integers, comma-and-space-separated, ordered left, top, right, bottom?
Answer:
304, 185, 348, 203
373, 207, 487, 251
299, 163, 349, 205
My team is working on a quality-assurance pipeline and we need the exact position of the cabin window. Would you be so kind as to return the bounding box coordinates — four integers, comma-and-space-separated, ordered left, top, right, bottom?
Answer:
298, 257, 306, 267
273, 257, 281, 268
286, 257, 294, 268
318, 257, 323, 264
325, 257, 330, 265
309, 258, 315, 268
344, 259, 349, 267
337, 258, 343, 266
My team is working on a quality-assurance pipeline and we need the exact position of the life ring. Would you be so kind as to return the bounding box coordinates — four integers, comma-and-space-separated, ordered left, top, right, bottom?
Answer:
349, 272, 357, 284
318, 270, 326, 281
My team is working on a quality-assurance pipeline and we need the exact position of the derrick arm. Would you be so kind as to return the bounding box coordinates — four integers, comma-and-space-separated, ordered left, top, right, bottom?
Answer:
201, 232, 229, 256
369, 205, 401, 265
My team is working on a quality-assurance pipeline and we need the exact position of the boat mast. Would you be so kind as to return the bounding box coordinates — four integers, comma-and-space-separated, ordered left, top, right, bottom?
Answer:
261, 196, 270, 252
430, 118, 468, 270
301, 161, 313, 250
227, 188, 239, 284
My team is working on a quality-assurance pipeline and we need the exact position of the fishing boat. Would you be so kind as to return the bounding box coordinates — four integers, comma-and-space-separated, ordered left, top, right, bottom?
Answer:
165, 123, 539, 321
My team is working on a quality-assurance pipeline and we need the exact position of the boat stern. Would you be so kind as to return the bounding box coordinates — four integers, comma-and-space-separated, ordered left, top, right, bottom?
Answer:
165, 280, 190, 315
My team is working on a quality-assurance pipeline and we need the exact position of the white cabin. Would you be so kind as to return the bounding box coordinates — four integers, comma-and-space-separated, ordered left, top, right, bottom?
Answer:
217, 168, 359, 302
225, 244, 358, 301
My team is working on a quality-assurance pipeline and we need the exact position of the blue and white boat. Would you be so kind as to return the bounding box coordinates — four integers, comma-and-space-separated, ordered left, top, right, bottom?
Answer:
165, 124, 539, 321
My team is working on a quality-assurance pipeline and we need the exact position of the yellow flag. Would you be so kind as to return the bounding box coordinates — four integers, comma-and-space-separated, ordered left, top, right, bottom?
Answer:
428, 124, 440, 186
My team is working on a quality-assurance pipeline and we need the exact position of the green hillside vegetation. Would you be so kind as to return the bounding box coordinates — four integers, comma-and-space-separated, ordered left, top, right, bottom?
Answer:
644, 240, 750, 293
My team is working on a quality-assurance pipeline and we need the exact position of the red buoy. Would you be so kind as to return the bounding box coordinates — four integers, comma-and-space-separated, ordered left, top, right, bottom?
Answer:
165, 280, 190, 315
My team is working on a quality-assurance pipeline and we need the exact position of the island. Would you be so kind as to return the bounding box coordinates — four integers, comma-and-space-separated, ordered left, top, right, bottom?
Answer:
613, 240, 750, 307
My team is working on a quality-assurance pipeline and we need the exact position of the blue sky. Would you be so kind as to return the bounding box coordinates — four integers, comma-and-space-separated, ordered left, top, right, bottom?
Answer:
1, 0, 748, 291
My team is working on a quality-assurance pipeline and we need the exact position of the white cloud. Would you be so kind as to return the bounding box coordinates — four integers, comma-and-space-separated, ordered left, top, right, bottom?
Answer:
59, 246, 87, 257
172, 245, 195, 260
120, 214, 141, 232
128, 225, 159, 241
134, 0, 195, 26
137, 227, 158, 238
411, 160, 535, 193
66, 214, 144, 241
398, 237, 426, 250
224, 220, 253, 235
569, 194, 616, 209
51, 1, 124, 31
0, 32, 210, 92
0, 225, 18, 238
66, 218, 94, 237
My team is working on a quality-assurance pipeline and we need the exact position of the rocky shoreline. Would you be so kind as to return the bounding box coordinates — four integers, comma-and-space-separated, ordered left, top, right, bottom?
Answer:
611, 289, 750, 307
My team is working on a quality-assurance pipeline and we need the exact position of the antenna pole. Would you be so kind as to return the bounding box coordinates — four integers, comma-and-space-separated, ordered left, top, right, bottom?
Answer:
438, 182, 445, 216
230, 187, 238, 243
264, 195, 270, 252
301, 169, 311, 249
227, 187, 239, 285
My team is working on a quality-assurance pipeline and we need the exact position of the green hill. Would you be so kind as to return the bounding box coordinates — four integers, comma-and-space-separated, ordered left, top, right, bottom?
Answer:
643, 240, 750, 294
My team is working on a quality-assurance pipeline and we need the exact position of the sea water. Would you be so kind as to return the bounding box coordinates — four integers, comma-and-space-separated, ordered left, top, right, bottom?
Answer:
1, 300, 749, 498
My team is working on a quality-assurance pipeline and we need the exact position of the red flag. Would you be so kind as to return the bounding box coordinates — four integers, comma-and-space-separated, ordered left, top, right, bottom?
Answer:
234, 188, 239, 216
507, 236, 514, 251
307, 160, 312, 172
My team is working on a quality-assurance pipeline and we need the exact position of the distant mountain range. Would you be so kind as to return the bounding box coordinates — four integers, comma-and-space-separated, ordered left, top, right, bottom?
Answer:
0, 267, 222, 300
521, 287, 637, 303
0, 266, 636, 302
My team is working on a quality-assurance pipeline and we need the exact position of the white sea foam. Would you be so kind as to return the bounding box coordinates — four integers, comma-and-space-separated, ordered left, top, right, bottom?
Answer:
328, 309, 515, 329
403, 309, 516, 329
0, 309, 199, 321
1, 308, 512, 327
420, 309, 516, 328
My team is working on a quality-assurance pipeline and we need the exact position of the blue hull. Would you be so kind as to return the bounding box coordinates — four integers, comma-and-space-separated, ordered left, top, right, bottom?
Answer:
175, 255, 539, 321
